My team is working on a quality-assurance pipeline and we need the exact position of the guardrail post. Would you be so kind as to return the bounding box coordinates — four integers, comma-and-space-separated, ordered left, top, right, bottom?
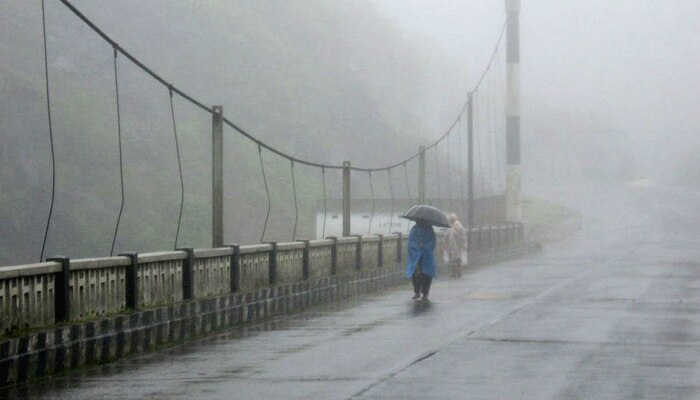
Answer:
47, 256, 70, 322
505, 225, 511, 246
377, 234, 384, 267
394, 232, 403, 263
353, 235, 363, 271
301, 240, 310, 280
266, 242, 278, 285
118, 252, 139, 310
176, 247, 194, 300
327, 236, 338, 275
226, 244, 240, 293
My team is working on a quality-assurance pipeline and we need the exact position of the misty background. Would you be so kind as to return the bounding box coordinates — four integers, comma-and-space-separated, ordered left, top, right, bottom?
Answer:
1, 0, 699, 266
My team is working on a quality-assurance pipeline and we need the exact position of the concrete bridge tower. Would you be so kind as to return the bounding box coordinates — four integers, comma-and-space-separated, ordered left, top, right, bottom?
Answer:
505, 0, 522, 221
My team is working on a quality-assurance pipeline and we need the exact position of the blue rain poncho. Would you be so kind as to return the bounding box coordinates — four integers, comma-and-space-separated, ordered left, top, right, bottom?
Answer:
405, 223, 437, 279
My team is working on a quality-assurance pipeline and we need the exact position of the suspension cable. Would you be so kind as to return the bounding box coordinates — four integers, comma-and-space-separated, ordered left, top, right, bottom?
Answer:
258, 144, 271, 243
169, 88, 185, 249
57, 0, 506, 174
39, 0, 55, 262
110, 47, 125, 257
290, 160, 298, 240
368, 171, 375, 236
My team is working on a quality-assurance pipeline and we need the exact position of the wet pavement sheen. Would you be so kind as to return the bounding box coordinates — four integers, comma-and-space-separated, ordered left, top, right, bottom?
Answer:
4, 183, 700, 399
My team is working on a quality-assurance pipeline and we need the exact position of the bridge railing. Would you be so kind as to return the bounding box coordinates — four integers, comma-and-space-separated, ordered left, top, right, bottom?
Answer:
0, 224, 523, 337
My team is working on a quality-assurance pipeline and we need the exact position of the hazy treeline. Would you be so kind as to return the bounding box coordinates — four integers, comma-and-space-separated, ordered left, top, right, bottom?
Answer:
0, 1, 473, 265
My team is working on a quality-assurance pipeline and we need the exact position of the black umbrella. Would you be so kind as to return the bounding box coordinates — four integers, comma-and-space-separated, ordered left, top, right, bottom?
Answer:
400, 205, 450, 228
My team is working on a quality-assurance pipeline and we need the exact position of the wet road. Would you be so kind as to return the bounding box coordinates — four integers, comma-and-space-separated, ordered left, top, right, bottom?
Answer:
5, 183, 700, 399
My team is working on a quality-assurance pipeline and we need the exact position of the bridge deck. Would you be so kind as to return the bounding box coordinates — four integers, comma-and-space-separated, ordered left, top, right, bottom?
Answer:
4, 184, 700, 399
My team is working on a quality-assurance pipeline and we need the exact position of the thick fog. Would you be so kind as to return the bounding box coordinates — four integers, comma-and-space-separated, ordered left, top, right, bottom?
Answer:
1, 0, 698, 265
380, 0, 700, 185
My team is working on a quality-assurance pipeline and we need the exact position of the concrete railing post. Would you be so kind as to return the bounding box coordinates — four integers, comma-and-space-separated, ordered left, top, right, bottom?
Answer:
177, 247, 194, 300
118, 252, 139, 310
327, 236, 338, 275
353, 235, 363, 271
212, 106, 224, 247
342, 161, 351, 237
266, 242, 278, 285
47, 256, 70, 322
301, 240, 310, 280
227, 244, 240, 293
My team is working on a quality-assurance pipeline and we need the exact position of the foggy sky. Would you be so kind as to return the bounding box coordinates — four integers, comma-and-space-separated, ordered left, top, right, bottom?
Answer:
66, 0, 700, 182
378, 0, 700, 182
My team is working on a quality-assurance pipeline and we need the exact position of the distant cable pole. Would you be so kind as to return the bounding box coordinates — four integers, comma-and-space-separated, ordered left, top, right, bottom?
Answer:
505, 0, 522, 222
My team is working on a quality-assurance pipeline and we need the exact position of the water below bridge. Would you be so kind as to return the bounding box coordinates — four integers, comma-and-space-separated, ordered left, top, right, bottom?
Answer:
4, 182, 700, 399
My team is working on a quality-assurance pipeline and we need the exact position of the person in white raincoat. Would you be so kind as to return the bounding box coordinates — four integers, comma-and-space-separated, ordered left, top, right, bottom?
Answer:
443, 214, 468, 277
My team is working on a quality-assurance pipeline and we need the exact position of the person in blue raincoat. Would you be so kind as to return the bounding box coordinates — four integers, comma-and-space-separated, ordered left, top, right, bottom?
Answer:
405, 219, 437, 301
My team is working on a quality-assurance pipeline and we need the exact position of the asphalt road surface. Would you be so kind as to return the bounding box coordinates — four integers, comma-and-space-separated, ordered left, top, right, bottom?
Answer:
4, 182, 700, 399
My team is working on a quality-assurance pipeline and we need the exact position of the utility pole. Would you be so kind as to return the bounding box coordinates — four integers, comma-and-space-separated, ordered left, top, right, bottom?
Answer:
467, 93, 474, 228
212, 105, 224, 247
505, 0, 522, 222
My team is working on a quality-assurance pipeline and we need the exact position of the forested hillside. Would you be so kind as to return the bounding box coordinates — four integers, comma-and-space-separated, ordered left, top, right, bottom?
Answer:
0, 1, 467, 265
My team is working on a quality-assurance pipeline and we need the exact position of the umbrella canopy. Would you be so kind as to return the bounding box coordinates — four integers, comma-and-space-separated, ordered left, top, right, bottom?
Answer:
400, 205, 450, 228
